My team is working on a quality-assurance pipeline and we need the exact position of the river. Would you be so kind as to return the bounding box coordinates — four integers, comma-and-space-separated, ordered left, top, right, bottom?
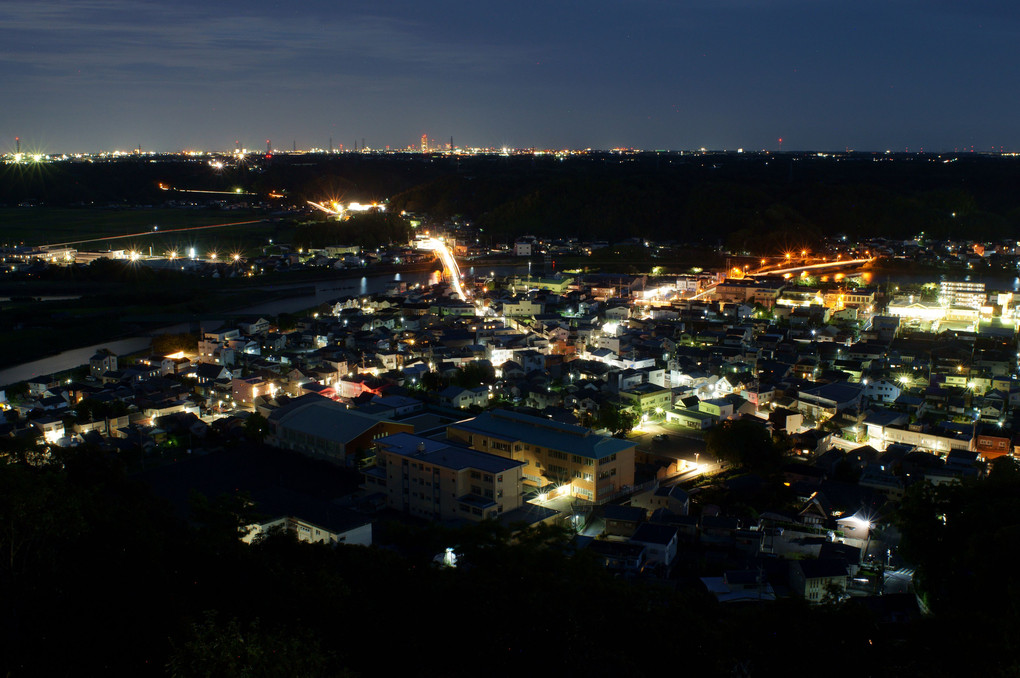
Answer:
0, 264, 530, 388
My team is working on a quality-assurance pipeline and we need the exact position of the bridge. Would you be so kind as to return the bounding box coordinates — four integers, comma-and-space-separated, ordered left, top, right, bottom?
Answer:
688, 257, 875, 301
415, 236, 469, 301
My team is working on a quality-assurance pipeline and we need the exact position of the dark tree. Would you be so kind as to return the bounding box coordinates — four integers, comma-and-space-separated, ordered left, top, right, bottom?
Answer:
705, 419, 783, 471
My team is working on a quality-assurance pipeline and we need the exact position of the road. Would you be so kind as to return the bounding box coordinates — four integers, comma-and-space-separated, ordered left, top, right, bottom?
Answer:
631, 421, 707, 461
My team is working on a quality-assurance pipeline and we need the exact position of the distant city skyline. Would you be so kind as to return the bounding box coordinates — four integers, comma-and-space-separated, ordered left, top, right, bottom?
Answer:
2, 0, 1018, 154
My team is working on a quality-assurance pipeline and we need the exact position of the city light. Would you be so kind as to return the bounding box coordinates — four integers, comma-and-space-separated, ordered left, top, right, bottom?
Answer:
415, 236, 469, 301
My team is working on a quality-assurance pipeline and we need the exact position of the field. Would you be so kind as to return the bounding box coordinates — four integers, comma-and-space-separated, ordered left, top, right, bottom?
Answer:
0, 206, 283, 256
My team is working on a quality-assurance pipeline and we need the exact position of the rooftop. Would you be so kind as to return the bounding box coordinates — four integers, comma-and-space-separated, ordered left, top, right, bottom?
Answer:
377, 432, 524, 474
450, 409, 635, 460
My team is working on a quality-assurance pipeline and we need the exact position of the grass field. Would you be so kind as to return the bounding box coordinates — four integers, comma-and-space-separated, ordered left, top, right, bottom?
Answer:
0, 207, 289, 256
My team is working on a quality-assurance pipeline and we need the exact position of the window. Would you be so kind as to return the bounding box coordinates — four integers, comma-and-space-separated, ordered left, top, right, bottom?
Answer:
470, 471, 481, 479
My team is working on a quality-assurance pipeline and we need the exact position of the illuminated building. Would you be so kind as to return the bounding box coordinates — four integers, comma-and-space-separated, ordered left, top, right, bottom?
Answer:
713, 278, 786, 308
446, 409, 635, 502
363, 433, 523, 521
939, 280, 986, 309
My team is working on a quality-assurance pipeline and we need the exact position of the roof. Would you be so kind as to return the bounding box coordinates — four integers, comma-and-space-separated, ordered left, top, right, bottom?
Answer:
376, 432, 524, 474
275, 400, 386, 443
796, 558, 849, 580
602, 504, 646, 522
450, 409, 635, 460
250, 487, 372, 535
587, 540, 646, 559
630, 522, 679, 545
800, 381, 863, 405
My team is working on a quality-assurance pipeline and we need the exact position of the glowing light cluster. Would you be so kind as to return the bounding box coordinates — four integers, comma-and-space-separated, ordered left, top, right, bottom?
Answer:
416, 237, 469, 301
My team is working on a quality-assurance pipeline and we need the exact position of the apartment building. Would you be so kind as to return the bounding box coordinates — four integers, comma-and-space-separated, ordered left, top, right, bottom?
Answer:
363, 433, 524, 521
445, 409, 636, 503
940, 280, 986, 309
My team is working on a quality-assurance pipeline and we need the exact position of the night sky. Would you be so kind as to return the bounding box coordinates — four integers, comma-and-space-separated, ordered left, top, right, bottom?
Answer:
2, 0, 1017, 153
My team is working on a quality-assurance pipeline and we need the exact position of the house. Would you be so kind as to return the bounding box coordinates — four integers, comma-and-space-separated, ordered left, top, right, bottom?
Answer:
439, 385, 489, 409
242, 487, 374, 547
586, 540, 647, 575
629, 522, 679, 569
618, 383, 672, 416
602, 504, 646, 537
665, 406, 716, 429
26, 375, 58, 396
232, 377, 270, 405
862, 379, 902, 404
789, 559, 849, 604
89, 349, 118, 378
796, 382, 863, 420
974, 425, 1012, 460
32, 416, 66, 444
371, 395, 424, 417
194, 363, 232, 385
644, 485, 690, 516
701, 570, 776, 603
769, 407, 803, 435
237, 317, 272, 336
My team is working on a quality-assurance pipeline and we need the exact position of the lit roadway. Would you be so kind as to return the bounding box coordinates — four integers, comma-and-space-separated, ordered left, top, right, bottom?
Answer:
416, 237, 469, 301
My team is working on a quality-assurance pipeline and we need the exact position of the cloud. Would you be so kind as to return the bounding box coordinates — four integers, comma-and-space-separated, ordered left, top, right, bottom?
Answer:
0, 0, 537, 89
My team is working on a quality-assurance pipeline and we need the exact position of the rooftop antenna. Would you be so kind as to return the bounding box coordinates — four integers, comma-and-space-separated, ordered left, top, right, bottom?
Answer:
266, 139, 271, 154
15, 137, 20, 154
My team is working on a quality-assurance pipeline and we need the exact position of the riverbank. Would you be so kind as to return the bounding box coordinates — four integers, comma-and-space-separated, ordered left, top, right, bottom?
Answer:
0, 261, 480, 389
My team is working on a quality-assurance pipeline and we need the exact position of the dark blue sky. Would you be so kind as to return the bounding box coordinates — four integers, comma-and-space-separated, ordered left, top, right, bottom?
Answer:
2, 0, 1017, 153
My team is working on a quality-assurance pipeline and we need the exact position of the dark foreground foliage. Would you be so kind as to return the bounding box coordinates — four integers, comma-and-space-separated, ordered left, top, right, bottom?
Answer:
0, 447, 1017, 677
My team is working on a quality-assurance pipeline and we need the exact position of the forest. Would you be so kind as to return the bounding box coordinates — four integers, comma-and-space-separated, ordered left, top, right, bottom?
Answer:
5, 152, 1020, 252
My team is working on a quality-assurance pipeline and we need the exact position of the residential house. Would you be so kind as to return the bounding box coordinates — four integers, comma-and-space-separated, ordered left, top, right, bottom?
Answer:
789, 559, 849, 604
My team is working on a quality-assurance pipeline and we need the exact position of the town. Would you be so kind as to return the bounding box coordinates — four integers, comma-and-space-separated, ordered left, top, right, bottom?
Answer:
4, 212, 1019, 620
